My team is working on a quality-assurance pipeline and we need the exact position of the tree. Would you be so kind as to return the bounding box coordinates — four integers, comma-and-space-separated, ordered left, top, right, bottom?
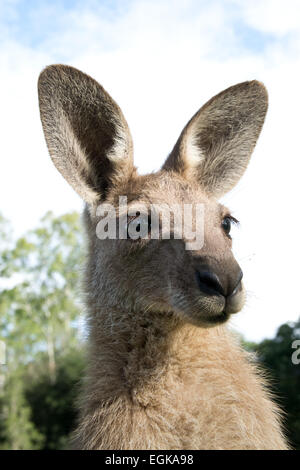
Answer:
0, 211, 84, 449
246, 319, 300, 450
24, 348, 85, 449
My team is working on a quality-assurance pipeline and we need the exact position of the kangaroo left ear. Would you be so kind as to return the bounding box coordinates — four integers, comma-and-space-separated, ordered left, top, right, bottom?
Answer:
38, 64, 134, 205
162, 81, 268, 198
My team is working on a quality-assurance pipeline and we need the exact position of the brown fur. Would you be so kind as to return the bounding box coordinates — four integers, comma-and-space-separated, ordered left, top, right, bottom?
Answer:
38, 65, 288, 449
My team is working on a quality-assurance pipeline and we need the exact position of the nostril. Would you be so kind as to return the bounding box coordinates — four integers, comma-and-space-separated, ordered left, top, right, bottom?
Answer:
195, 269, 225, 296
228, 270, 243, 297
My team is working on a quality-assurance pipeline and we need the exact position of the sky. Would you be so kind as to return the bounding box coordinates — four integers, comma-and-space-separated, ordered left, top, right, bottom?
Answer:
0, 0, 300, 341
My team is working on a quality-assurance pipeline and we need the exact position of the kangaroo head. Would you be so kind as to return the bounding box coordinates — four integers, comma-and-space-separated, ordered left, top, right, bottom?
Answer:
38, 65, 268, 327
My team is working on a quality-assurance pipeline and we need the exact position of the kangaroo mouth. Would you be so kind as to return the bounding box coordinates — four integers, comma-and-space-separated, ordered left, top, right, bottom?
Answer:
202, 311, 229, 324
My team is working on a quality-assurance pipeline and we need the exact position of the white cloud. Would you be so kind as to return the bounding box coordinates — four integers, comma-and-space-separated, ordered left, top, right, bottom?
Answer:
235, 0, 300, 36
1, 0, 300, 340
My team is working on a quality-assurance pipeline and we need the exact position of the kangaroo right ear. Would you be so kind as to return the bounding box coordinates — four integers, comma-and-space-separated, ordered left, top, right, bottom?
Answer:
38, 65, 134, 205
162, 81, 268, 198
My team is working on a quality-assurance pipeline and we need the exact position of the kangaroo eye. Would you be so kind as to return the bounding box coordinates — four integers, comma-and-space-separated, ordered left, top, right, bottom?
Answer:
222, 215, 239, 237
222, 216, 231, 235
128, 217, 141, 233
127, 213, 151, 239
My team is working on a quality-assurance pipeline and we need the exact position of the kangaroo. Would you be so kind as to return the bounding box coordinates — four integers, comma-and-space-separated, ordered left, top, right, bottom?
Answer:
38, 65, 288, 450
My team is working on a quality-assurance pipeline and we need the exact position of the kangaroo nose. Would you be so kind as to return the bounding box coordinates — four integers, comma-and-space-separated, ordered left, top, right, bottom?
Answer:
195, 269, 225, 296
195, 267, 243, 297
228, 269, 243, 297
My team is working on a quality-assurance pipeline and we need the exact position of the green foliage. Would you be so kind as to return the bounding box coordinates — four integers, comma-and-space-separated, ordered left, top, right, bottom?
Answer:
25, 348, 85, 449
0, 211, 85, 449
251, 320, 300, 450
0, 371, 43, 450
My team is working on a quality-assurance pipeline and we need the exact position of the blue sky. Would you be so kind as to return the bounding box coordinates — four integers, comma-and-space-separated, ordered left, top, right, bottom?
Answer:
1, 0, 300, 341
2, 1, 126, 48
2, 0, 278, 56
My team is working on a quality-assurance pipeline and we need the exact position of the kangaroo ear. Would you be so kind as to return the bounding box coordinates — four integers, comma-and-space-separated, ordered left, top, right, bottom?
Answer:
163, 81, 268, 198
38, 65, 134, 205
